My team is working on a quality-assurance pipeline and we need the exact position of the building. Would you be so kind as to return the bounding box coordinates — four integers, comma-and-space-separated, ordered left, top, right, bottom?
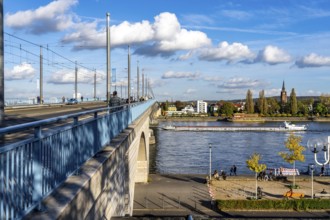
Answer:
197, 100, 207, 113
168, 105, 177, 111
280, 81, 287, 105
182, 105, 195, 113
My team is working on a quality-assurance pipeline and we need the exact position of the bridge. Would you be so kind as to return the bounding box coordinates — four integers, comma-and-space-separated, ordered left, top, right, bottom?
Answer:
0, 100, 160, 219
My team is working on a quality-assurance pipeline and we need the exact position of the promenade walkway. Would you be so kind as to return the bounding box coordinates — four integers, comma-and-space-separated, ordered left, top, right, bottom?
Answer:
211, 174, 330, 200
132, 174, 330, 219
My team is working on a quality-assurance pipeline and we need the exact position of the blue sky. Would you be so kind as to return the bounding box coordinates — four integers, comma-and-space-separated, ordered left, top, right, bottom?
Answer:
3, 0, 330, 102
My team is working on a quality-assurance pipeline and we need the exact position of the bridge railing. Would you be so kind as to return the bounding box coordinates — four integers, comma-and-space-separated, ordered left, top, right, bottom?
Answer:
0, 100, 156, 220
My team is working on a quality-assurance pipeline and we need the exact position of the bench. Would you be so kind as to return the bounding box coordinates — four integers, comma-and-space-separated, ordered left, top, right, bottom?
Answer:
314, 193, 330, 198
283, 191, 304, 198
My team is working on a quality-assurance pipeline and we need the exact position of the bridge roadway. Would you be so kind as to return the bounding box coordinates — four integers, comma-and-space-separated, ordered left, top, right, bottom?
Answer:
4, 101, 108, 126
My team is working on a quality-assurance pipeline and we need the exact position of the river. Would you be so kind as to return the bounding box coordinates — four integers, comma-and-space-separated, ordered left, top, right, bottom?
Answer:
150, 121, 330, 175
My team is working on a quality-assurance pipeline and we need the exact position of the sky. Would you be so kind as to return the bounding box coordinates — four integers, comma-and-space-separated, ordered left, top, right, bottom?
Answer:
3, 0, 330, 102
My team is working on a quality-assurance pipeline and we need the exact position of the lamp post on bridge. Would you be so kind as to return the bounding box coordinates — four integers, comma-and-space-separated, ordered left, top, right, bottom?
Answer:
209, 143, 212, 181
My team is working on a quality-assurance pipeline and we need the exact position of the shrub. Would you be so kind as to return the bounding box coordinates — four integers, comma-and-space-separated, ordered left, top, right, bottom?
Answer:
217, 199, 330, 211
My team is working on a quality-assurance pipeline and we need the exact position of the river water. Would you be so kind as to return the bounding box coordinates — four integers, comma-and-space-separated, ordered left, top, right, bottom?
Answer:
150, 121, 330, 175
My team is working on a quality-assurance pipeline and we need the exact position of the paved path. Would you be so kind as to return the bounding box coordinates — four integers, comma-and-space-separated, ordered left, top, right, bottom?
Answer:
133, 174, 218, 217
132, 174, 330, 219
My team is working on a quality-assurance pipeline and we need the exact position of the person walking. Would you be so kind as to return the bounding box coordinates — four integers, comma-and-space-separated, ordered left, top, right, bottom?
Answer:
230, 166, 234, 176
109, 91, 121, 107
233, 165, 237, 176
320, 165, 325, 176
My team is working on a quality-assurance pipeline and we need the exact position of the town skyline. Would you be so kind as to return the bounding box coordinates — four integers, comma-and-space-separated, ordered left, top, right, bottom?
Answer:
3, 0, 330, 102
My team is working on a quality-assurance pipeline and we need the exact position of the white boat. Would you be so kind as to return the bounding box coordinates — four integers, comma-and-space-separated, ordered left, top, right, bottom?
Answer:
283, 121, 307, 131
162, 125, 176, 130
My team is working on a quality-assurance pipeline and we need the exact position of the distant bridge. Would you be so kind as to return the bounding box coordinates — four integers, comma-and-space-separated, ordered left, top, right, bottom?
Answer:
0, 100, 161, 219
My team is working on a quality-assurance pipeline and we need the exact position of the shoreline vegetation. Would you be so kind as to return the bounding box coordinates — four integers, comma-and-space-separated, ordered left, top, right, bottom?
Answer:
157, 116, 330, 122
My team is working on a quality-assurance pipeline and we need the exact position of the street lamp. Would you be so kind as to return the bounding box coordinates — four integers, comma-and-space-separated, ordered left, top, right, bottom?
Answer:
307, 136, 330, 166
209, 143, 212, 181
310, 164, 314, 199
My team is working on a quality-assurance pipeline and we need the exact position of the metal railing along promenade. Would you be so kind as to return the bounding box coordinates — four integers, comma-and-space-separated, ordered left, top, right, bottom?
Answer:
0, 100, 156, 220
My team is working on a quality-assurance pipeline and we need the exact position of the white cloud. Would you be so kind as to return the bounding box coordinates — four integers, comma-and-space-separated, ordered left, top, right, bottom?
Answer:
255, 45, 291, 65
178, 51, 195, 60
221, 10, 252, 20
305, 90, 321, 96
218, 77, 268, 89
204, 76, 223, 81
264, 88, 281, 97
154, 13, 211, 51
62, 12, 211, 55
5, 62, 36, 80
5, 0, 77, 34
61, 21, 105, 49
181, 14, 214, 25
295, 53, 330, 68
184, 88, 197, 94
149, 78, 167, 88
198, 41, 255, 62
162, 71, 200, 79
111, 20, 154, 46
47, 68, 105, 84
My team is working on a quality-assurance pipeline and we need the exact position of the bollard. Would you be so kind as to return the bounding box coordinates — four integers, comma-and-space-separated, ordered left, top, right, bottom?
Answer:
162, 195, 164, 209
145, 196, 148, 208
178, 196, 180, 209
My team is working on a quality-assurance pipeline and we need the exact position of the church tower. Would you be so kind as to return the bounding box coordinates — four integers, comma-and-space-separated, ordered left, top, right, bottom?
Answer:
280, 81, 287, 105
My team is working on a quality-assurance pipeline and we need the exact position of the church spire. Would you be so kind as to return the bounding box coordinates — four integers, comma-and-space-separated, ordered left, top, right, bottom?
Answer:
282, 80, 285, 91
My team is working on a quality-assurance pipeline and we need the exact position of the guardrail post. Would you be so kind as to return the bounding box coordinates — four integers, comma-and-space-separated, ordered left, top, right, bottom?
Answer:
33, 126, 44, 211
73, 117, 80, 175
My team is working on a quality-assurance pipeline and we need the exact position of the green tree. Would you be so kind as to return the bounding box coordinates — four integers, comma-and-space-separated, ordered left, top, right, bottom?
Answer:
320, 93, 330, 106
279, 134, 305, 188
258, 90, 264, 114
257, 90, 268, 115
289, 88, 298, 115
267, 98, 280, 115
165, 100, 169, 111
246, 89, 254, 114
246, 153, 267, 199
220, 102, 235, 116
314, 103, 328, 116
175, 101, 186, 111
297, 101, 308, 116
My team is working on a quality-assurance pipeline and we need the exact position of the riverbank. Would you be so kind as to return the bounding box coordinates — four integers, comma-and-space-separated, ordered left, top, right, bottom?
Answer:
157, 116, 330, 122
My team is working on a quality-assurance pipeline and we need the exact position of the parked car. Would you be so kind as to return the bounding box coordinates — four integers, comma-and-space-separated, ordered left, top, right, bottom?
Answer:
66, 98, 78, 105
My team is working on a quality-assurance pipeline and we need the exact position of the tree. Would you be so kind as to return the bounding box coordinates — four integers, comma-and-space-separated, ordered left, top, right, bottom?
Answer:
289, 88, 298, 115
220, 102, 235, 116
267, 98, 280, 115
258, 90, 268, 115
279, 134, 305, 188
165, 100, 169, 111
246, 153, 267, 199
175, 101, 186, 111
320, 93, 330, 106
246, 89, 254, 114
314, 103, 328, 116
257, 90, 264, 114
297, 101, 308, 116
